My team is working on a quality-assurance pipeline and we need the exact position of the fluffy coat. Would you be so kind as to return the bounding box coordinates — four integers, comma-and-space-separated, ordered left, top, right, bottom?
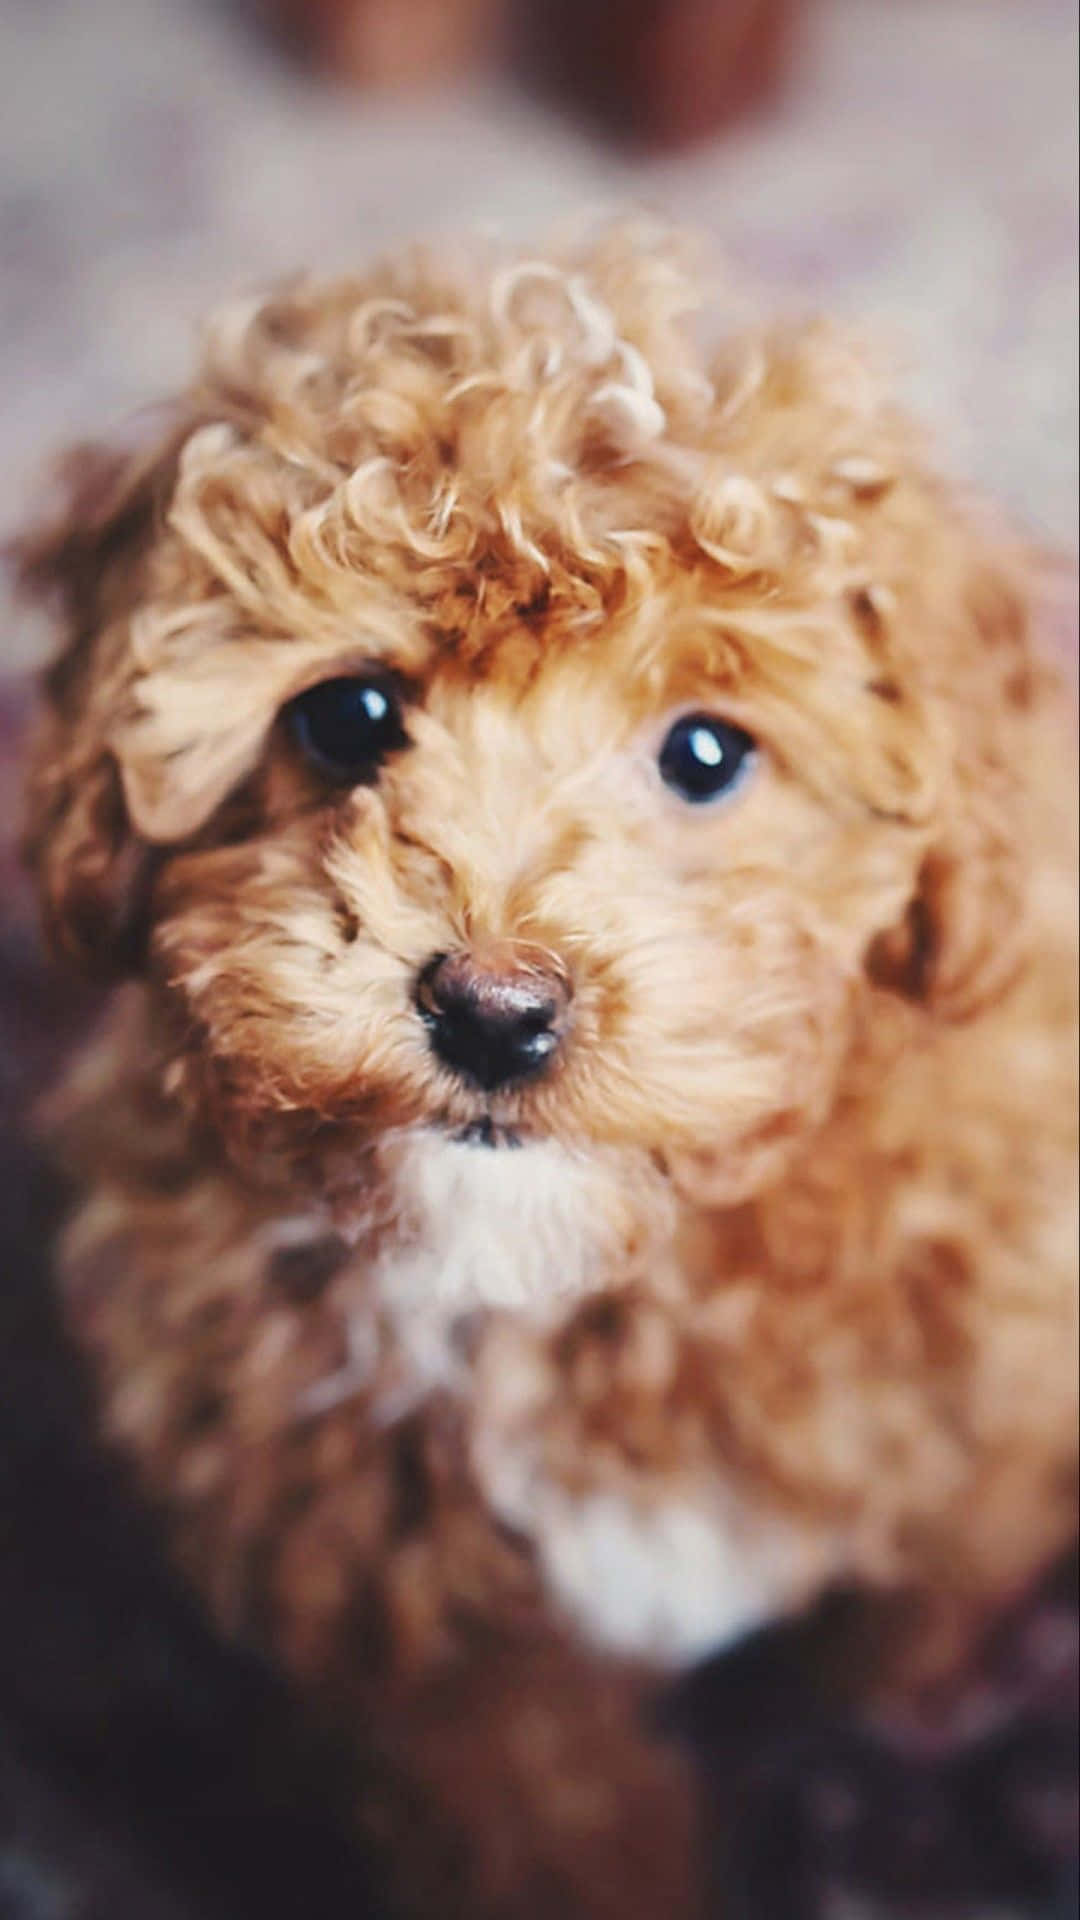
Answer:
16, 229, 1079, 1914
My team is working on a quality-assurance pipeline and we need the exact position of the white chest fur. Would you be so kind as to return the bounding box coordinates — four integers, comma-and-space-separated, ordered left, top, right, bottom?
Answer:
373, 1131, 624, 1320
360, 1132, 832, 1666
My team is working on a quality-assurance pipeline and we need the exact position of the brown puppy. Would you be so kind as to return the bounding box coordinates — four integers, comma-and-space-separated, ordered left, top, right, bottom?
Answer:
17, 229, 1078, 1913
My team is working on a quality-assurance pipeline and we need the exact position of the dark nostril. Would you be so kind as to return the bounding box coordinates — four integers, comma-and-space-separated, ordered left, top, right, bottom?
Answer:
415, 950, 569, 1092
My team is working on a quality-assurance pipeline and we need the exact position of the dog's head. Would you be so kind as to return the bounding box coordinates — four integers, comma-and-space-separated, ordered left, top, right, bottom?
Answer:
18, 237, 1036, 1231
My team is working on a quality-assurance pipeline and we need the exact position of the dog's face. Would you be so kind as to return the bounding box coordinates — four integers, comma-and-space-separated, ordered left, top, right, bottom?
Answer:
20, 241, 1031, 1231
145, 593, 885, 1203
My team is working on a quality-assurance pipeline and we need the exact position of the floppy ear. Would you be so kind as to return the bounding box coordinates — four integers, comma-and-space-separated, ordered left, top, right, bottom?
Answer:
866, 841, 1023, 1021
13, 420, 193, 978
865, 548, 1034, 1022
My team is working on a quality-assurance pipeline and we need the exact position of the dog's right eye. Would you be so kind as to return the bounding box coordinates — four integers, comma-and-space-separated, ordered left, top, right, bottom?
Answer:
287, 676, 408, 784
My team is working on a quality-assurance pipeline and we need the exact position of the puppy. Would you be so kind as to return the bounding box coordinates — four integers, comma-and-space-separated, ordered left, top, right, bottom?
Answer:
17, 230, 1078, 1910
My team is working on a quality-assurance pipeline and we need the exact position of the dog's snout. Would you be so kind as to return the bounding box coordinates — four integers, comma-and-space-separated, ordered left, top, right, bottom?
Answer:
415, 949, 570, 1092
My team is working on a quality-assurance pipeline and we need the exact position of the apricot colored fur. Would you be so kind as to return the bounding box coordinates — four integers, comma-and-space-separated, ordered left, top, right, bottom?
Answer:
18, 230, 1078, 1915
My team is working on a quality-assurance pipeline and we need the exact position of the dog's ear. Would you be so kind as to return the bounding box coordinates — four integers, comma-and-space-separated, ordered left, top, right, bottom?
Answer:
13, 419, 193, 978
865, 840, 1022, 1021
865, 551, 1034, 1021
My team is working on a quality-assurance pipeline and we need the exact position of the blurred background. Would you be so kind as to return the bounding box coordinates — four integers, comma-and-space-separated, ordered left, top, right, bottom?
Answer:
0, 0, 1077, 680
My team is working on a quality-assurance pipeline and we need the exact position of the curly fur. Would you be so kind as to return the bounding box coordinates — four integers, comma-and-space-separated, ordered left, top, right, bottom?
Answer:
15, 227, 1078, 1912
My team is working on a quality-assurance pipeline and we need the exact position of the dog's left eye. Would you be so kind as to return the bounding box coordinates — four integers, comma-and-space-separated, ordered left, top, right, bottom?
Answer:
658, 713, 756, 803
287, 675, 408, 783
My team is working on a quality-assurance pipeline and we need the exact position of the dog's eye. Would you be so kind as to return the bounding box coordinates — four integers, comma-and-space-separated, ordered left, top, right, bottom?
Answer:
288, 676, 408, 783
658, 713, 756, 803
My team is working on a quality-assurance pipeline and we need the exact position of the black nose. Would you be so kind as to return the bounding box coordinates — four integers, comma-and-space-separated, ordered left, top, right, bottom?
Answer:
415, 950, 569, 1092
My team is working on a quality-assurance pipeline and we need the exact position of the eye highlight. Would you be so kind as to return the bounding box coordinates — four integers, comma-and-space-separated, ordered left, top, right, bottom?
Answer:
288, 675, 408, 784
658, 713, 756, 804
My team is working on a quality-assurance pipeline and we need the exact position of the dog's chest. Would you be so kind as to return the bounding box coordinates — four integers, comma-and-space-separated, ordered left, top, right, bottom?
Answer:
348, 1136, 830, 1664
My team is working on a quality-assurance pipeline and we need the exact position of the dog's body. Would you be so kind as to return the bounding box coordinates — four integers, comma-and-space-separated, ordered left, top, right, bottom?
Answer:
17, 233, 1078, 1907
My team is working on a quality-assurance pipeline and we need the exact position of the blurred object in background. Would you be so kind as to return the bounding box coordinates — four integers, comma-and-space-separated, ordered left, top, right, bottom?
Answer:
254, 0, 801, 144
518, 0, 800, 147
263, 0, 506, 90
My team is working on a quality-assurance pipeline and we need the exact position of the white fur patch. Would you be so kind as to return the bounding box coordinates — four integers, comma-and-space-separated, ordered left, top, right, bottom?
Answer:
305, 1130, 829, 1663
330, 1130, 636, 1407
479, 1469, 833, 1665
374, 1131, 618, 1320
302, 1130, 658, 1421
538, 1489, 829, 1662
468, 1315, 836, 1664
